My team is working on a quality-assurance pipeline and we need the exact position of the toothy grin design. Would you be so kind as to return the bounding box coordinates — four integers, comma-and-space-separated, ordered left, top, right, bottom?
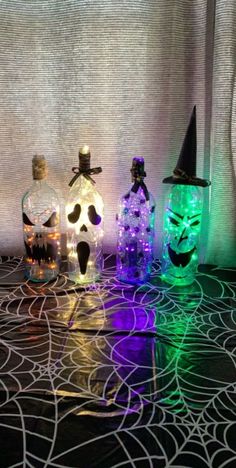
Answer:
168, 244, 196, 267
24, 235, 57, 266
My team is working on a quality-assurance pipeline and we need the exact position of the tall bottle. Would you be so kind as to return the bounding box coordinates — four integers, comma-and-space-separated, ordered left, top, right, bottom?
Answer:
161, 106, 211, 286
116, 157, 155, 284
66, 145, 104, 283
22, 155, 61, 282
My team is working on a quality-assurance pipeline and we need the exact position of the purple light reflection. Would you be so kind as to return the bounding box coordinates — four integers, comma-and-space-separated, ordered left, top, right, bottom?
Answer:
102, 292, 157, 334
109, 306, 156, 334
110, 333, 158, 404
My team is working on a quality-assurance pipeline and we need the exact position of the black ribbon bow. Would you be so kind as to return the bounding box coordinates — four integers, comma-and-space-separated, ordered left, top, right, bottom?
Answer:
131, 180, 149, 201
69, 166, 102, 187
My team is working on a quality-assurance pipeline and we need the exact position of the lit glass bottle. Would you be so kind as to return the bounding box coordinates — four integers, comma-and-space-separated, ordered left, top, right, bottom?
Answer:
66, 145, 103, 283
162, 184, 203, 286
161, 106, 210, 286
116, 157, 155, 284
22, 155, 61, 282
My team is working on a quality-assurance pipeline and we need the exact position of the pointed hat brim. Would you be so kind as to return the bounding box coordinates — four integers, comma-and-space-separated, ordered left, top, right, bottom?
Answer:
163, 106, 211, 187
162, 174, 211, 187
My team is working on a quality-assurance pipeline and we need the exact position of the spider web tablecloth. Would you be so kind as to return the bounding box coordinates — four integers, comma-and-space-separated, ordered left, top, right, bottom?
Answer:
0, 255, 235, 468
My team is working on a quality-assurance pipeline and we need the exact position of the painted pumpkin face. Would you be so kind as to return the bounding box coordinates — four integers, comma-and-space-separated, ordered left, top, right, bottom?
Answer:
23, 210, 60, 266
162, 185, 203, 285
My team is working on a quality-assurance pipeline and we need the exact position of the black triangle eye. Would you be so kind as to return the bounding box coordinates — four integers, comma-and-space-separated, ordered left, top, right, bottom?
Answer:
190, 219, 200, 227
169, 216, 179, 226
23, 212, 35, 226
43, 212, 58, 227
68, 204, 81, 224
88, 205, 101, 225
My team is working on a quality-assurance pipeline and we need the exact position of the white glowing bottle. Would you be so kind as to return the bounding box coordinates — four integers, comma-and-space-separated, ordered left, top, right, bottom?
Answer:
22, 155, 61, 282
66, 145, 104, 283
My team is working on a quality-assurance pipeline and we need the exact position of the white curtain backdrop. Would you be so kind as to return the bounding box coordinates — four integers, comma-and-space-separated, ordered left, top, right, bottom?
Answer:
206, 0, 236, 266
0, 0, 235, 266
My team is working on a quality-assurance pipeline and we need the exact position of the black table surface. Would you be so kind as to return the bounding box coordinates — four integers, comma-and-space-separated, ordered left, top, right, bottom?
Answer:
0, 255, 236, 468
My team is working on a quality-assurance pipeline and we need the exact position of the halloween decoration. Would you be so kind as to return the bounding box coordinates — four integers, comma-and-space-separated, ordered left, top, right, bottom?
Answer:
66, 145, 103, 283
116, 157, 155, 284
162, 106, 211, 286
22, 155, 61, 282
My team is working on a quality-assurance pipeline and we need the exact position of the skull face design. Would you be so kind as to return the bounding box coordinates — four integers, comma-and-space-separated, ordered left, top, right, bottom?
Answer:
162, 185, 203, 285
23, 210, 60, 266
66, 180, 103, 280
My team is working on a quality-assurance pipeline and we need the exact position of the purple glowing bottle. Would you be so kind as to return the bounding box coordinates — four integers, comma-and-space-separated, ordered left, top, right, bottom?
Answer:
116, 157, 155, 284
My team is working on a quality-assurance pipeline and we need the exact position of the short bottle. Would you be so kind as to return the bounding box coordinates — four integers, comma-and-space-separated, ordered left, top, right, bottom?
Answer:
66, 145, 104, 283
22, 155, 61, 282
116, 157, 155, 284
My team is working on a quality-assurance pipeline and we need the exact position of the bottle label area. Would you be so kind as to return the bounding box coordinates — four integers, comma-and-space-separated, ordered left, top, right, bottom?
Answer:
161, 185, 203, 286
66, 180, 104, 283
116, 188, 155, 284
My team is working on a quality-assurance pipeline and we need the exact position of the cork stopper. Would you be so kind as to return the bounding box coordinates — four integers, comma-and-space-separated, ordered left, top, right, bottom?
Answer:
32, 155, 47, 180
79, 144, 91, 172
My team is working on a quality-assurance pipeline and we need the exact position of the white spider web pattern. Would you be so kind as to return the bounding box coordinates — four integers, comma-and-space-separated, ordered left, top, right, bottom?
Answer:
0, 255, 235, 468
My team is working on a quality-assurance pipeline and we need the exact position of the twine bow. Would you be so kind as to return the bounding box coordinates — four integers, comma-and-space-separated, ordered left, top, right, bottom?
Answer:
69, 166, 102, 187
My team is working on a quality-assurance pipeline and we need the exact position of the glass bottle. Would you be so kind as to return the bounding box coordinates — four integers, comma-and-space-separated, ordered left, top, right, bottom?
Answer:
116, 157, 155, 284
161, 184, 203, 286
22, 155, 61, 282
66, 145, 104, 283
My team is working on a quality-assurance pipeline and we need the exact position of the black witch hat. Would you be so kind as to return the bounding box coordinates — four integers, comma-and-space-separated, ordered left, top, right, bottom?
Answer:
163, 106, 211, 187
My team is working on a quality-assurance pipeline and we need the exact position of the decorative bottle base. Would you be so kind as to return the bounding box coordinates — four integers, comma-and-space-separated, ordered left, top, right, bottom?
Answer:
24, 260, 59, 282
117, 268, 150, 285
161, 268, 196, 286
67, 248, 103, 284
68, 270, 101, 284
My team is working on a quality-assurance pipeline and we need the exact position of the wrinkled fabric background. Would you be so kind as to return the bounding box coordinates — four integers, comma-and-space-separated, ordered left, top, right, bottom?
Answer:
0, 0, 235, 266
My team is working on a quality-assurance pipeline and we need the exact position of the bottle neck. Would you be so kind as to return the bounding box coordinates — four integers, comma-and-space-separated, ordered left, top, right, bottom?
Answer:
132, 175, 145, 183
79, 152, 90, 172
32, 178, 48, 188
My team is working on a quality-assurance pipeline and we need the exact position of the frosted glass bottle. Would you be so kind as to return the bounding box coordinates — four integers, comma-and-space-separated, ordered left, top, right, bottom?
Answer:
22, 155, 61, 282
116, 157, 155, 284
161, 184, 203, 286
66, 145, 104, 283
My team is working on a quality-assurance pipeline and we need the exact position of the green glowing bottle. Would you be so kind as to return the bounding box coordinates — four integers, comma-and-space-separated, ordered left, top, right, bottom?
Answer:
161, 106, 211, 286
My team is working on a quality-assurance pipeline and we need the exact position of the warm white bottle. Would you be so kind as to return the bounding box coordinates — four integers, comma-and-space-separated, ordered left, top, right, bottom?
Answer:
66, 145, 104, 283
22, 155, 61, 281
